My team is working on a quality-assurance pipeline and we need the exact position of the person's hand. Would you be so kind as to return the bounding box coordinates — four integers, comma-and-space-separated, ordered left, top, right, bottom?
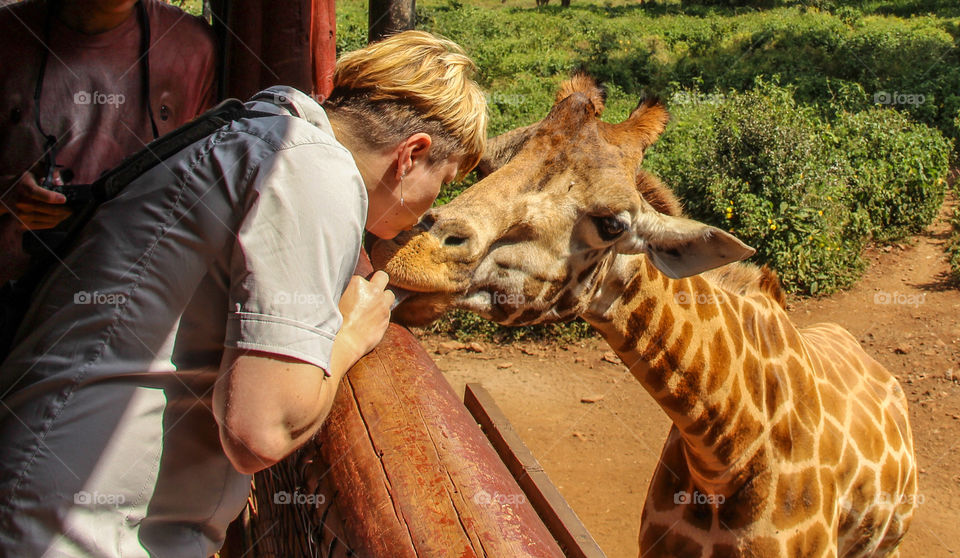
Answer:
336, 270, 395, 360
0, 170, 71, 230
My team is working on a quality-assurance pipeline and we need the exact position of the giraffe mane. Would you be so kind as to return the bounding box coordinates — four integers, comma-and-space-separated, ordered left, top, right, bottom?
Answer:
703, 264, 787, 308
636, 171, 787, 308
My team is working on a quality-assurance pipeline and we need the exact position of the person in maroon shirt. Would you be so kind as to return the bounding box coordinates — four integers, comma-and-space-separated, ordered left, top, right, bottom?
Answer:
0, 0, 216, 283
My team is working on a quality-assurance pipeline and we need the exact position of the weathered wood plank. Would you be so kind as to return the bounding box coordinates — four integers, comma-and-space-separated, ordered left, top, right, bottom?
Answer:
464, 383, 607, 558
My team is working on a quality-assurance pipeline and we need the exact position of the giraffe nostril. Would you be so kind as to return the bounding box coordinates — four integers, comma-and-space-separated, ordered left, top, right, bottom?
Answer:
419, 212, 437, 229
431, 217, 477, 257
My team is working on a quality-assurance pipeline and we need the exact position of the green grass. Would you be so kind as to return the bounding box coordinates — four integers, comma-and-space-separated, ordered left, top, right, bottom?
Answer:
338, 0, 960, 141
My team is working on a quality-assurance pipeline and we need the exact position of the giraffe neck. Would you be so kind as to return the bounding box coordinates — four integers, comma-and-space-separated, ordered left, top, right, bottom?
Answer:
584, 255, 813, 493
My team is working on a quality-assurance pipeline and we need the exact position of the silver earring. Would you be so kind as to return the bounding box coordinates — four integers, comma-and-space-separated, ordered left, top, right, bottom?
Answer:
400, 173, 405, 206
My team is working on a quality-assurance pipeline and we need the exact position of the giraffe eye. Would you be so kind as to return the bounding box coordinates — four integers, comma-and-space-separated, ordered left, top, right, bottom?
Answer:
592, 215, 628, 242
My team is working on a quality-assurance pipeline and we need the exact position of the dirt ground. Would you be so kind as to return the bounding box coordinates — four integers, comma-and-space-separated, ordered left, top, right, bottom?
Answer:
418, 198, 960, 557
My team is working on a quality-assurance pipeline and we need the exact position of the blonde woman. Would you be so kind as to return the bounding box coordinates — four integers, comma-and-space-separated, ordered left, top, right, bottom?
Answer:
0, 31, 487, 558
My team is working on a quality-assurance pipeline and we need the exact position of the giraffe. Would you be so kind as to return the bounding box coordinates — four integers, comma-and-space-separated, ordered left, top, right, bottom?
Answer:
370, 73, 918, 557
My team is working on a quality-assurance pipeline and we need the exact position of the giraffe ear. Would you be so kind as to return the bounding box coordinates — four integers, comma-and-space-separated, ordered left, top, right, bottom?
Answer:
603, 97, 670, 161
618, 212, 756, 278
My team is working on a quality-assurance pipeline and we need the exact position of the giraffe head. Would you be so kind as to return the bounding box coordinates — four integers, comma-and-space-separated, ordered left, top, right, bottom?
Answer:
371, 74, 755, 326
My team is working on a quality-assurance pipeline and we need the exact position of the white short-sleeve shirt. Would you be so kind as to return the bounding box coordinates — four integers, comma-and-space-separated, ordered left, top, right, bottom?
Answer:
0, 86, 367, 557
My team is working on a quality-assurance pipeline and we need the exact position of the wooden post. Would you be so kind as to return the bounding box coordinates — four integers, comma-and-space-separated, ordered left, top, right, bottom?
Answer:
218, 0, 337, 101
368, 0, 415, 43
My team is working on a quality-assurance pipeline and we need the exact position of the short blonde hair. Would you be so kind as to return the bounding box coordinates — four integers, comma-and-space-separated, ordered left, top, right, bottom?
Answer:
325, 31, 488, 178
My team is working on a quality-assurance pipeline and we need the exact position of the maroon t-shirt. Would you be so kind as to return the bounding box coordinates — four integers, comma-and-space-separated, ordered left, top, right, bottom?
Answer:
0, 0, 216, 281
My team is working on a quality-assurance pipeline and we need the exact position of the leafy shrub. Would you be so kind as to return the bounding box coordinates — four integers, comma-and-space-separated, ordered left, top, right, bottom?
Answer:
645, 81, 951, 294
833, 107, 952, 240
949, 174, 960, 283
646, 81, 867, 294
949, 205, 960, 283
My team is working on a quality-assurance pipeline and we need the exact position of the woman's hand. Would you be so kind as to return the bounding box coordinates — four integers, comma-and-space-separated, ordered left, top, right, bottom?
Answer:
0, 171, 71, 230
336, 270, 395, 363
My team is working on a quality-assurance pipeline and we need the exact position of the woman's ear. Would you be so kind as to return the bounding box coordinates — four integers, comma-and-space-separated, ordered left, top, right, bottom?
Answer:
395, 133, 433, 181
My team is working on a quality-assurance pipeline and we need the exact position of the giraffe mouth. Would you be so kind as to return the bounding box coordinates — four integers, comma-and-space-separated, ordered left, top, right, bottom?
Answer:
386, 286, 416, 310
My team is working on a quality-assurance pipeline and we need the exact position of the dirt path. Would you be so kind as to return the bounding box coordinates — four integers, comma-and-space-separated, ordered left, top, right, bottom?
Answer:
418, 197, 960, 557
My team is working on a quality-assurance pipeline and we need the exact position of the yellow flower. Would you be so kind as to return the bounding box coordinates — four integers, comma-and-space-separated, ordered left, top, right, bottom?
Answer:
770, 224, 777, 230
818, 210, 823, 216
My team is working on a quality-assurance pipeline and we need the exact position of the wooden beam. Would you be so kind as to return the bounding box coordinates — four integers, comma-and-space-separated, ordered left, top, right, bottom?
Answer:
464, 384, 607, 558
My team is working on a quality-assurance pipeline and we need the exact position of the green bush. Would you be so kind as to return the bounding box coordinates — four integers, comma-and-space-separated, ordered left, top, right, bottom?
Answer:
949, 176, 960, 283
833, 107, 953, 240
949, 206, 960, 283
645, 80, 951, 294
646, 81, 867, 294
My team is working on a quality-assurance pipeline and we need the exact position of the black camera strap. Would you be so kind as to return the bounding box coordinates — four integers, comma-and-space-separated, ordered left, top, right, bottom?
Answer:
2, 98, 275, 362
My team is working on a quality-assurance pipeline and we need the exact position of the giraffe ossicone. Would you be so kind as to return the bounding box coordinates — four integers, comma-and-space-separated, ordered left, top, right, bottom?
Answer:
371, 73, 917, 558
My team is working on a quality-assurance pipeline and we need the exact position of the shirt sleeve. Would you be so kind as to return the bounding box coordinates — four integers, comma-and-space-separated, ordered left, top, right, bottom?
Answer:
224, 142, 367, 373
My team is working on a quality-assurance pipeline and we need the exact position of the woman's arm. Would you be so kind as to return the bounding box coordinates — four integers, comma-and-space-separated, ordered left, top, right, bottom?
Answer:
213, 272, 394, 474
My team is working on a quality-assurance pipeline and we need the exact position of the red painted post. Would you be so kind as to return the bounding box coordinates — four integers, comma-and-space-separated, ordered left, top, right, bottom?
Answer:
313, 0, 337, 98
220, 0, 336, 101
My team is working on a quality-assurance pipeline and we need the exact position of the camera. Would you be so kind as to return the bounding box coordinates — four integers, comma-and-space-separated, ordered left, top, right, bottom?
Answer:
48, 183, 94, 208
22, 182, 94, 257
